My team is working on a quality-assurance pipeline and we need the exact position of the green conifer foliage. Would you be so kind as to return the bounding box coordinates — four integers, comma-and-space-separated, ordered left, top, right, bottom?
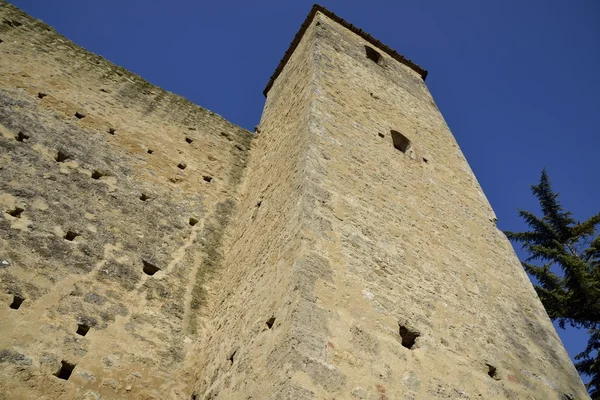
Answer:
505, 169, 600, 398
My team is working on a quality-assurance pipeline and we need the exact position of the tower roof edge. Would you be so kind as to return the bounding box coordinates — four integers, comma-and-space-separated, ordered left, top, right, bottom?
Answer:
263, 4, 428, 97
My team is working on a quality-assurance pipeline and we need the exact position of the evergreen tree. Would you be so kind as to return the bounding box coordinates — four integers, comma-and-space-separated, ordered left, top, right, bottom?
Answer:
505, 169, 600, 398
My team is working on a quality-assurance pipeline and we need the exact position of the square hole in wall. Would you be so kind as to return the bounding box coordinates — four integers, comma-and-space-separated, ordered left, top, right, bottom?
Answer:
64, 231, 80, 241
142, 260, 160, 276
55, 151, 70, 163
76, 323, 90, 336
55, 360, 76, 380
399, 324, 419, 349
391, 130, 411, 154
365, 45, 382, 64
486, 363, 500, 380
9, 295, 24, 310
91, 170, 104, 180
7, 207, 24, 218
15, 132, 29, 142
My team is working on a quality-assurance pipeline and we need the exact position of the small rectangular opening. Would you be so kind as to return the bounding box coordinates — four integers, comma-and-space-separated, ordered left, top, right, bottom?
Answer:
391, 130, 411, 153
142, 260, 160, 276
15, 132, 29, 142
55, 151, 70, 163
64, 231, 80, 241
7, 207, 24, 218
76, 323, 90, 336
9, 295, 25, 310
365, 45, 382, 64
399, 324, 419, 349
55, 360, 76, 380
91, 170, 103, 180
266, 317, 276, 329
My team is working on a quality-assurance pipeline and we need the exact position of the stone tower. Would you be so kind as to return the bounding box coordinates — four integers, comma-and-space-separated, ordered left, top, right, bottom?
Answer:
0, 2, 589, 399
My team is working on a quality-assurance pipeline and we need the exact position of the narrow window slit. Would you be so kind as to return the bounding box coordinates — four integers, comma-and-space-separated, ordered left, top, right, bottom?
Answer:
9, 295, 24, 310
7, 207, 24, 218
55, 360, 76, 380
202, 176, 212, 183
76, 323, 90, 336
189, 217, 199, 226
365, 45, 382, 64
55, 151, 70, 163
74, 112, 86, 119
15, 132, 29, 142
142, 260, 160, 276
399, 324, 419, 349
228, 349, 237, 365
391, 130, 411, 154
185, 137, 193, 144
64, 231, 80, 241
266, 317, 276, 329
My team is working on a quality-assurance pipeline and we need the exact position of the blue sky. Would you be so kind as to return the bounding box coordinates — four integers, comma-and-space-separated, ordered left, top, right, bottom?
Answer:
11, 0, 599, 385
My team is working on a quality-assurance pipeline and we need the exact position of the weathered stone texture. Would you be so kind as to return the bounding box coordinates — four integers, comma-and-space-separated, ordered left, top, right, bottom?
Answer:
265, 11, 586, 399
0, 2, 250, 398
193, 9, 588, 400
0, 2, 589, 400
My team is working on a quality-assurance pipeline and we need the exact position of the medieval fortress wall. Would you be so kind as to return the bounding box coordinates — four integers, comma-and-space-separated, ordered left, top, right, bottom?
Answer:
0, 2, 251, 398
0, 1, 589, 399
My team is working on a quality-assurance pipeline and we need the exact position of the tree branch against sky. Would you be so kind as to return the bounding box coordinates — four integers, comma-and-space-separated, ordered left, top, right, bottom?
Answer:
505, 170, 600, 398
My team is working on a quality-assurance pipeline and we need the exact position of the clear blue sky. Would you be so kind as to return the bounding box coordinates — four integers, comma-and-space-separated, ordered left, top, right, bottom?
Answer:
11, 0, 599, 384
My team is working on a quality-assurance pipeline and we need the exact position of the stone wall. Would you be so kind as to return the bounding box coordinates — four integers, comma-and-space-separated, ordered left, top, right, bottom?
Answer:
278, 10, 587, 399
0, 2, 589, 399
0, 2, 251, 399
192, 16, 322, 400
193, 8, 587, 399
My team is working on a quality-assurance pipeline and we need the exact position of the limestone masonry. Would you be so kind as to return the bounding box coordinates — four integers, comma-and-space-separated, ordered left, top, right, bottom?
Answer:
0, 2, 589, 399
